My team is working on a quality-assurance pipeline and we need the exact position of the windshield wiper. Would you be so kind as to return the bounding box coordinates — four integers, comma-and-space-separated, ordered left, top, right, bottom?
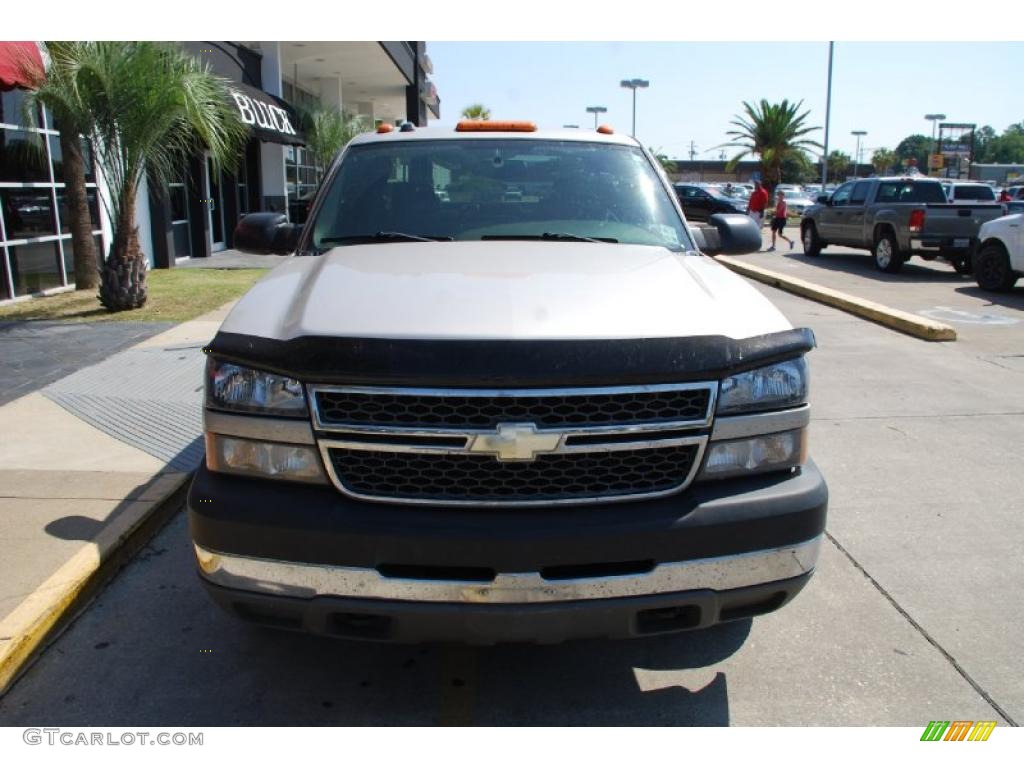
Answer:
480, 232, 618, 244
320, 232, 454, 244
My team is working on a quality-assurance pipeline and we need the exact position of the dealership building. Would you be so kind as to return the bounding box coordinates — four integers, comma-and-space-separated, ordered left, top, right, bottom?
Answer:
0, 41, 440, 302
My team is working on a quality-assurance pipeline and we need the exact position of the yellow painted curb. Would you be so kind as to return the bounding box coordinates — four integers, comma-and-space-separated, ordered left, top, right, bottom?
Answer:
0, 473, 191, 695
715, 256, 957, 342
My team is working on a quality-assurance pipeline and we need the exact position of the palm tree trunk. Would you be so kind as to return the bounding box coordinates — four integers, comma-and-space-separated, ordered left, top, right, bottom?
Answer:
98, 189, 148, 311
59, 131, 99, 290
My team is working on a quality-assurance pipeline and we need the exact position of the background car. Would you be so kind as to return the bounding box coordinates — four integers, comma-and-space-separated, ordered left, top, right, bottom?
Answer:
673, 183, 746, 221
778, 190, 816, 216
941, 181, 997, 203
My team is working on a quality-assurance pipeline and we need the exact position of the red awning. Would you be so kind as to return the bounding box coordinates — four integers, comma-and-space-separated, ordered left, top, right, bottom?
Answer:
0, 41, 45, 91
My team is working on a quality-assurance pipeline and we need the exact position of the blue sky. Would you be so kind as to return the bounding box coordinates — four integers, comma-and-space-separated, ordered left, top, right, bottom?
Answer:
429, 42, 1024, 162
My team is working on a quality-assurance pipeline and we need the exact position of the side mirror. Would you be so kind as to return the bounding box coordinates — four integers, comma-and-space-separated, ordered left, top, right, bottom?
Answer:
233, 213, 300, 255
695, 213, 763, 256
817, 194, 831, 205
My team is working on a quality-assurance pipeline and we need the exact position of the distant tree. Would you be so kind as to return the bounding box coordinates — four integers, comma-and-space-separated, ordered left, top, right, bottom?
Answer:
718, 99, 822, 191
461, 104, 491, 120
298, 107, 366, 170
871, 148, 898, 175
970, 126, 997, 162
985, 132, 1024, 163
826, 150, 852, 182
780, 150, 813, 183
895, 134, 932, 174
648, 147, 677, 174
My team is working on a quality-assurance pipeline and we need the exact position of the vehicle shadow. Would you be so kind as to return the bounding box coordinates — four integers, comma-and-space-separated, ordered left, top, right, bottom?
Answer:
469, 620, 749, 725
954, 285, 1024, 312
773, 249, 972, 284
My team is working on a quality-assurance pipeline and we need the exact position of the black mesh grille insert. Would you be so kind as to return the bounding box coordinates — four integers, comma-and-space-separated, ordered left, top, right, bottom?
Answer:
328, 445, 698, 503
316, 388, 711, 429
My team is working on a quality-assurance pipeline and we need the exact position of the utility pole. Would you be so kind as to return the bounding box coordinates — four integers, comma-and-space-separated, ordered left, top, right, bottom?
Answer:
689, 141, 697, 161
822, 42, 833, 187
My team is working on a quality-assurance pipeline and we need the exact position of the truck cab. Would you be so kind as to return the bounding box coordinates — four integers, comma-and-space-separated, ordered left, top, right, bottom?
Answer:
189, 122, 828, 644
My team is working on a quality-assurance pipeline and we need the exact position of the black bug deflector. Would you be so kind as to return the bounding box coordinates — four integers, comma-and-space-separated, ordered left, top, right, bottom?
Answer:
203, 327, 816, 387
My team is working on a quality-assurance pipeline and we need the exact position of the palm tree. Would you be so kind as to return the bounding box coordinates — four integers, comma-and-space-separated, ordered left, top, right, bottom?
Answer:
461, 103, 491, 120
28, 42, 247, 311
827, 150, 852, 183
718, 99, 822, 191
871, 148, 898, 176
299, 107, 366, 171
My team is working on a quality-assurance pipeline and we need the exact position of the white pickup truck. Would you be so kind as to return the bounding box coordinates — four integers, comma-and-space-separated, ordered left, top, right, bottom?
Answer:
189, 123, 828, 643
973, 212, 1023, 292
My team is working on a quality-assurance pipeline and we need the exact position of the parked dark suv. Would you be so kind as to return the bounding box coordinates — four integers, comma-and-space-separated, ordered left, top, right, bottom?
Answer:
673, 184, 745, 222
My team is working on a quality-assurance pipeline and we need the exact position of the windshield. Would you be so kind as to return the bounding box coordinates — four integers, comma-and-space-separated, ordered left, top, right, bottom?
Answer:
953, 185, 996, 201
876, 181, 948, 204
310, 139, 690, 251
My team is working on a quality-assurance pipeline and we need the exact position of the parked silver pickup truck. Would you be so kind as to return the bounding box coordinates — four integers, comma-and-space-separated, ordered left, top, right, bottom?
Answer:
189, 123, 828, 644
800, 177, 1005, 274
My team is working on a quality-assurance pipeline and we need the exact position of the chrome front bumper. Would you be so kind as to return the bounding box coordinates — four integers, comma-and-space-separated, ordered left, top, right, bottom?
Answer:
194, 535, 822, 605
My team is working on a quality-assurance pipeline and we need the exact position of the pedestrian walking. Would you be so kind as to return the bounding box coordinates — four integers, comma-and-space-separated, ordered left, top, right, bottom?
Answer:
767, 190, 794, 252
999, 188, 1011, 202
746, 180, 769, 231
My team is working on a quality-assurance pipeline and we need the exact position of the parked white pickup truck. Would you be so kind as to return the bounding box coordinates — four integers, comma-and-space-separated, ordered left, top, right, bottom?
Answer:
189, 122, 828, 644
974, 212, 1023, 292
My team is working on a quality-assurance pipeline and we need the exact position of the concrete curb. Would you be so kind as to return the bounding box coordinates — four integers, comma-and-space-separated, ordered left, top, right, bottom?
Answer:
715, 255, 957, 342
0, 472, 191, 696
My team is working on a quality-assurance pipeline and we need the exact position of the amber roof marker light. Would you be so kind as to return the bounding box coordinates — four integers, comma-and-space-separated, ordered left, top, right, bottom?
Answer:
597, 125, 615, 135
456, 120, 538, 132
376, 123, 395, 134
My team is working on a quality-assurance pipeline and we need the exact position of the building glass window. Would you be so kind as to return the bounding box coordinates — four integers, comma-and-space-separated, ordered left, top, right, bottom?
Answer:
8, 240, 62, 295
0, 128, 50, 182
0, 87, 107, 301
1, 188, 58, 239
56, 188, 102, 233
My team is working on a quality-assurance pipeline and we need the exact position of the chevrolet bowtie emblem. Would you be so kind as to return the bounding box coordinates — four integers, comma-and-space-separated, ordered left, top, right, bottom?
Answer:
468, 423, 562, 462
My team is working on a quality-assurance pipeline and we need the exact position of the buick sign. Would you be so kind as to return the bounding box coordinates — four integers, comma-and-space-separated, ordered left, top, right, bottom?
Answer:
228, 84, 306, 147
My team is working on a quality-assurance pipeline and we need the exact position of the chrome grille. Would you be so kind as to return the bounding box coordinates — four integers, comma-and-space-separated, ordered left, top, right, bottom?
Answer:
309, 383, 715, 506
327, 445, 700, 504
313, 385, 711, 430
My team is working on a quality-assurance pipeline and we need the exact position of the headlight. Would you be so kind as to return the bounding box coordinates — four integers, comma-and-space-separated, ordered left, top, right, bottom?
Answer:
699, 429, 807, 480
205, 434, 327, 484
206, 358, 307, 417
717, 358, 807, 415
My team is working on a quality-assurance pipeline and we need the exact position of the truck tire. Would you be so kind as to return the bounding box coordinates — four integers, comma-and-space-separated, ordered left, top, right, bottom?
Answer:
873, 230, 904, 273
950, 253, 973, 275
801, 223, 823, 257
974, 242, 1018, 292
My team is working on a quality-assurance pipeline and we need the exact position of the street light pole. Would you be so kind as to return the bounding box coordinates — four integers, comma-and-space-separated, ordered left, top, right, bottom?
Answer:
585, 105, 607, 130
851, 130, 866, 178
821, 42, 833, 187
619, 78, 649, 137
924, 113, 946, 176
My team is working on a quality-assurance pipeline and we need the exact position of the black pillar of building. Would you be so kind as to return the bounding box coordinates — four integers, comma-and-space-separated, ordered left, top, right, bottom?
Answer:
148, 175, 175, 269
405, 42, 427, 127
187, 154, 211, 259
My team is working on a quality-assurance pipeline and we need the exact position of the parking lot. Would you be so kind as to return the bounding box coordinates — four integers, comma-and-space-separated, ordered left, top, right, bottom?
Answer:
743, 227, 1024, 352
1, 270, 1020, 727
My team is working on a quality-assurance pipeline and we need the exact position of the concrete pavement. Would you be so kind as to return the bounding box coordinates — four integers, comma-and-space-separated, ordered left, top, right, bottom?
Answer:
0, 303, 232, 692
1, 284, 1019, 725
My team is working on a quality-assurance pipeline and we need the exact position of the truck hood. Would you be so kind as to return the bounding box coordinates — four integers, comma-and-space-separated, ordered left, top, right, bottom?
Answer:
218, 241, 792, 342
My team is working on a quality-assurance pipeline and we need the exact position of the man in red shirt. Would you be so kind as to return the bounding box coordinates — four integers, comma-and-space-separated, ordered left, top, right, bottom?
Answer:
746, 180, 770, 231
